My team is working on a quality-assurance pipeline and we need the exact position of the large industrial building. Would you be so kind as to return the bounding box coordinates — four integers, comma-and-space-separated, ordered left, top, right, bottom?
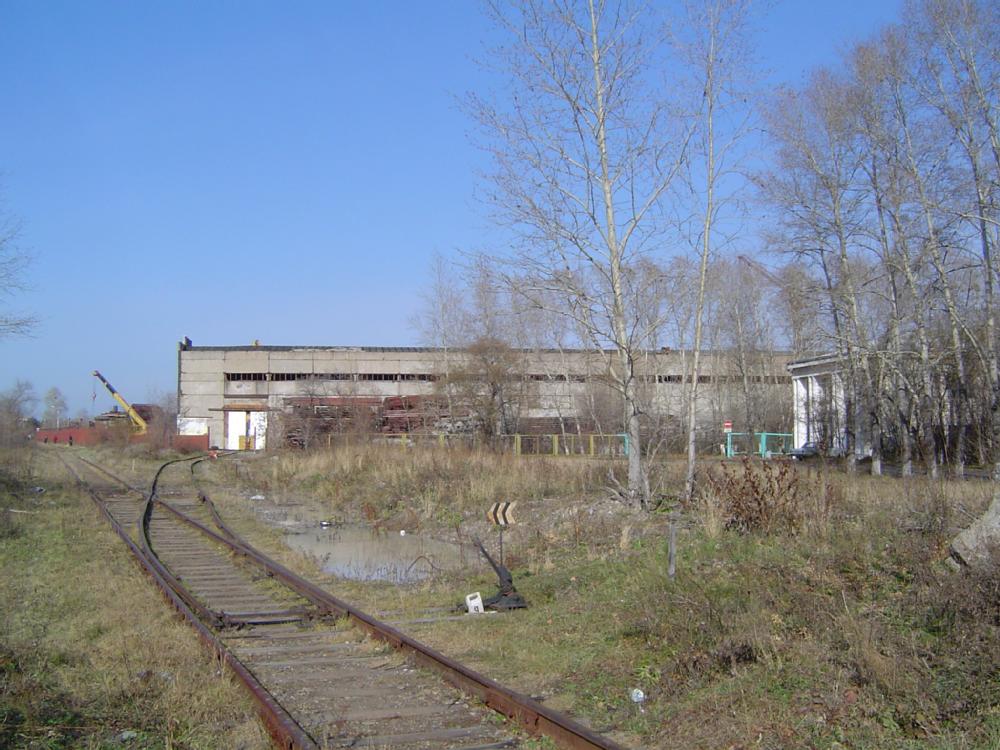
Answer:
176, 339, 793, 451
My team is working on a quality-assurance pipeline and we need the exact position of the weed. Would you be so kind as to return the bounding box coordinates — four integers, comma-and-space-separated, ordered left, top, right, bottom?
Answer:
62, 445, 1000, 750
704, 457, 802, 534
0, 449, 269, 749
0, 509, 18, 539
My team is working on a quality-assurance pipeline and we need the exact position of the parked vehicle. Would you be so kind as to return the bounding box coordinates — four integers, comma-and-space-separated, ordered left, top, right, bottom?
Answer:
788, 441, 821, 460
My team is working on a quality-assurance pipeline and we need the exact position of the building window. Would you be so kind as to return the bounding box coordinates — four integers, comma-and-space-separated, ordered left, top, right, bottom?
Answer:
225, 372, 267, 381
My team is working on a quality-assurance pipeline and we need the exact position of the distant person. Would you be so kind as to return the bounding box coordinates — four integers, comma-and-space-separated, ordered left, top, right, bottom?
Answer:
68, 435, 74, 447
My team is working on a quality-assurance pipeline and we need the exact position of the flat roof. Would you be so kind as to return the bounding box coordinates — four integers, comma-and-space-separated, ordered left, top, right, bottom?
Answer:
178, 339, 793, 357
786, 353, 841, 370
180, 341, 661, 355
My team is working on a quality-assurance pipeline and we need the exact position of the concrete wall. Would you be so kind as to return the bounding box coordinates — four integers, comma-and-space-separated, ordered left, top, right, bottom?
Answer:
178, 342, 794, 449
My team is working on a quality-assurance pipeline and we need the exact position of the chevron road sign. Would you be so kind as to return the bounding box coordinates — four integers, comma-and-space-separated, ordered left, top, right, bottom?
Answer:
487, 501, 517, 527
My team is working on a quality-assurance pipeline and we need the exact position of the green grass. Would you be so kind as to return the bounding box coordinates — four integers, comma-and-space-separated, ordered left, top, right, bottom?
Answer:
0, 448, 268, 749
26, 444, 999, 749
203, 446, 1000, 750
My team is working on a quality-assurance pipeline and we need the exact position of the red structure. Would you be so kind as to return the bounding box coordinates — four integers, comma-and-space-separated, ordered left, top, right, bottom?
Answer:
34, 426, 105, 446
33, 425, 209, 452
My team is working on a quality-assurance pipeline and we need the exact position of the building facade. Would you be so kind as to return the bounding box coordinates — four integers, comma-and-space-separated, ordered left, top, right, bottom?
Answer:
787, 354, 872, 457
177, 339, 793, 450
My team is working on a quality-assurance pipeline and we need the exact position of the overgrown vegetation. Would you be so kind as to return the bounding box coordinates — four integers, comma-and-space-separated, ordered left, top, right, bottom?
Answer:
204, 445, 1000, 749
20, 444, 999, 749
224, 444, 612, 526
0, 447, 267, 749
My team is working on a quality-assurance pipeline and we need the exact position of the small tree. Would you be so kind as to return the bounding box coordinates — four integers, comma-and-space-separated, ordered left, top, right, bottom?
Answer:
0, 380, 36, 447
42, 387, 68, 429
443, 338, 525, 444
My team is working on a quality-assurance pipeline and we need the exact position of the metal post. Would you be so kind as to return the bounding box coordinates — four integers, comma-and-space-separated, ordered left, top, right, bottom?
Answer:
668, 518, 677, 579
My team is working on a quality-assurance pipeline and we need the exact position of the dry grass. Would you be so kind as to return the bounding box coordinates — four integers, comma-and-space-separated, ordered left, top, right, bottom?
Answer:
0, 447, 268, 749
229, 444, 611, 527
34, 444, 1000, 750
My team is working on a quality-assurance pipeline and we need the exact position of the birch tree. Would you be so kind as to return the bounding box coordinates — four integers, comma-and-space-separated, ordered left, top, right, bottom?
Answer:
473, 0, 690, 507
42, 387, 67, 429
675, 0, 754, 501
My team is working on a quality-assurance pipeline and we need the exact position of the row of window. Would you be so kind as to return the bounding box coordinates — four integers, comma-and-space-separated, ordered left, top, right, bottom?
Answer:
655, 374, 792, 385
225, 372, 440, 383
224, 371, 791, 385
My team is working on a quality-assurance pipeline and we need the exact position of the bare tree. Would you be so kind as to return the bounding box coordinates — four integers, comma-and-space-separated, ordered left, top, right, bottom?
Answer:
415, 254, 534, 442
42, 387, 68, 429
756, 0, 1000, 494
0, 201, 35, 339
472, 0, 691, 507
0, 380, 36, 447
675, 0, 755, 501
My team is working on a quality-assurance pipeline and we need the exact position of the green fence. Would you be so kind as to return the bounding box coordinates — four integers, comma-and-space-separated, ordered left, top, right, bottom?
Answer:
724, 432, 794, 458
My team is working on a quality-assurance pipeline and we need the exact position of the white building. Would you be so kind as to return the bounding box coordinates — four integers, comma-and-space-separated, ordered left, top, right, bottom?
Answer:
788, 354, 870, 457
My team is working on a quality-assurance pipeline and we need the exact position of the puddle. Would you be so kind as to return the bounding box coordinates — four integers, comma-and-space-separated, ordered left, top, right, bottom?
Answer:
284, 525, 477, 583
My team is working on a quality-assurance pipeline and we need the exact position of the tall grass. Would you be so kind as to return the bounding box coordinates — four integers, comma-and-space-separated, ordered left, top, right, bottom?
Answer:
68, 443, 1000, 748
0, 448, 268, 749
236, 444, 611, 521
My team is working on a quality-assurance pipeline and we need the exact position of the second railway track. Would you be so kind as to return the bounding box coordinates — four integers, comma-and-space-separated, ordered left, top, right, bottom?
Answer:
58, 452, 627, 750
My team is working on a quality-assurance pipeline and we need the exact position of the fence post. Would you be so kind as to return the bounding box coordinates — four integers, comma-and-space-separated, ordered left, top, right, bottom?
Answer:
668, 516, 677, 579
552, 434, 558, 456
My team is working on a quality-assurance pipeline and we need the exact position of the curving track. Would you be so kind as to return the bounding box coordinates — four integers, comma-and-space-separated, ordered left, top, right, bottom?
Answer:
59, 453, 627, 750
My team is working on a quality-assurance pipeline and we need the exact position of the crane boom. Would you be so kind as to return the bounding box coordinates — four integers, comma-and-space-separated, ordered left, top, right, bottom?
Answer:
92, 370, 148, 433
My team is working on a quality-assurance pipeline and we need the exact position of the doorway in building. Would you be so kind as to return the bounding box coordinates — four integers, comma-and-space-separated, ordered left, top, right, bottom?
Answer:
225, 410, 268, 450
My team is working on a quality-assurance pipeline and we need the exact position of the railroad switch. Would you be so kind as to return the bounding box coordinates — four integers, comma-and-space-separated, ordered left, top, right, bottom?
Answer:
474, 538, 528, 610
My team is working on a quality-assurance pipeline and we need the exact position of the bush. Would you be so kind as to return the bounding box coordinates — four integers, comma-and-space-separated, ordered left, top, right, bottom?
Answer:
705, 457, 802, 534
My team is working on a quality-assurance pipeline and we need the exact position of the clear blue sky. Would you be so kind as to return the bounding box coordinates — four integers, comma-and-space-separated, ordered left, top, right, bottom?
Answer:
0, 0, 902, 417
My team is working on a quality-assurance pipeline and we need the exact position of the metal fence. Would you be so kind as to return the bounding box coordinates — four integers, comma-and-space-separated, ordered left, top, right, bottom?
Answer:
320, 431, 629, 457
724, 432, 794, 458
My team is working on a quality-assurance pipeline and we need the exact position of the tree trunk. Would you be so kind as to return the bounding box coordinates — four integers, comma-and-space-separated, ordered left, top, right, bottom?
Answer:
588, 0, 646, 507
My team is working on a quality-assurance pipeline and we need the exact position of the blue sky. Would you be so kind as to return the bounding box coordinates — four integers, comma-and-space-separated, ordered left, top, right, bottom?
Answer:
0, 0, 902, 416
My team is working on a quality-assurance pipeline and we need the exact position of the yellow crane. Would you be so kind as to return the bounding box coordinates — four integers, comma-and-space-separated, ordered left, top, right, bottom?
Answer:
92, 370, 148, 434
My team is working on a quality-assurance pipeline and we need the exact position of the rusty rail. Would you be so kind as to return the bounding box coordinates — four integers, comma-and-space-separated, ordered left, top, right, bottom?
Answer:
67, 453, 629, 750
58, 454, 319, 750
158, 494, 629, 750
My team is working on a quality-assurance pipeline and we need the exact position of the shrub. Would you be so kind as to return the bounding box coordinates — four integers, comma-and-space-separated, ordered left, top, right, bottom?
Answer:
705, 457, 802, 534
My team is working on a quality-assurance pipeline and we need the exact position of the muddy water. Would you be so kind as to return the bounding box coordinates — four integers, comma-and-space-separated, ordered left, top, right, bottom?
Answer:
283, 525, 476, 583
243, 493, 479, 583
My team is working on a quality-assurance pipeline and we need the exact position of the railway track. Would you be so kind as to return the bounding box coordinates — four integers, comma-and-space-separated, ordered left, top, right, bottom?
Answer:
58, 453, 627, 750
